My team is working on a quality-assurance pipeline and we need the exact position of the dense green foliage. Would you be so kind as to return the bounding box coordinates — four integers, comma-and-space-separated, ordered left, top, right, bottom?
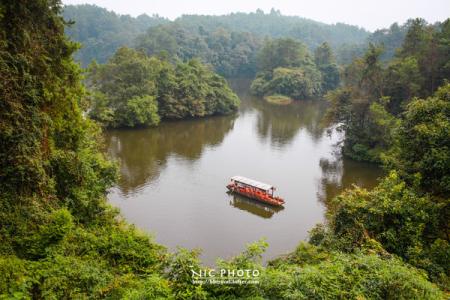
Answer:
63, 4, 168, 66
335, 19, 441, 65
0, 0, 165, 298
256, 38, 314, 72
320, 18, 450, 290
63, 5, 370, 69
164, 240, 444, 299
315, 78, 450, 292
326, 18, 450, 163
175, 9, 369, 49
386, 84, 450, 196
64, 5, 441, 78
250, 39, 338, 99
135, 24, 262, 77
310, 172, 449, 287
1, 1, 448, 298
368, 22, 409, 61
87, 48, 160, 127
267, 242, 443, 299
88, 47, 239, 127
314, 42, 340, 91
64, 4, 445, 76
251, 67, 322, 100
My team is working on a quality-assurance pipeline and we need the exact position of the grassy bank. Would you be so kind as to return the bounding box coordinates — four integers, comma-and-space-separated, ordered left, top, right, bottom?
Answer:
264, 94, 293, 105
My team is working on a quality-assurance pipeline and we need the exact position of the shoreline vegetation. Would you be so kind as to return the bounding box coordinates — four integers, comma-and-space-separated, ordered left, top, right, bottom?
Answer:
0, 1, 448, 298
87, 47, 239, 129
250, 39, 340, 101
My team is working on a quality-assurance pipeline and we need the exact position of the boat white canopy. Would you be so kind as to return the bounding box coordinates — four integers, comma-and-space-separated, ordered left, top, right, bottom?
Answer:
231, 176, 274, 191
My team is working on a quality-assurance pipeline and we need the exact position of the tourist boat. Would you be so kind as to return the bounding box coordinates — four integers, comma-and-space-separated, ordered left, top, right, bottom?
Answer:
226, 176, 285, 206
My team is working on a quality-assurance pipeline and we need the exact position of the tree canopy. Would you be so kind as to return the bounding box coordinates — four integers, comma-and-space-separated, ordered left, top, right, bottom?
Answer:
325, 18, 450, 163
386, 84, 450, 196
87, 47, 239, 127
135, 23, 262, 77
63, 4, 168, 66
320, 19, 450, 288
0, 1, 448, 298
63, 4, 371, 68
250, 38, 339, 100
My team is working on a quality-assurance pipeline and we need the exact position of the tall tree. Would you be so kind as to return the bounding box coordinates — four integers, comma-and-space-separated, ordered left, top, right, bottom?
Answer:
256, 38, 312, 71
314, 42, 334, 66
314, 42, 340, 92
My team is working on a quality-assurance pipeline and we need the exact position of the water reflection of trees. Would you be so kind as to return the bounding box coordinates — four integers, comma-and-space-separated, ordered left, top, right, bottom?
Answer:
317, 152, 384, 205
229, 78, 328, 146
229, 193, 284, 219
251, 98, 328, 147
227, 78, 257, 114
105, 115, 236, 194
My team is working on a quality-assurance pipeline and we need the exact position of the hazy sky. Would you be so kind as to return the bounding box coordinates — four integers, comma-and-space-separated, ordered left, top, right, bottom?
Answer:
63, 0, 449, 31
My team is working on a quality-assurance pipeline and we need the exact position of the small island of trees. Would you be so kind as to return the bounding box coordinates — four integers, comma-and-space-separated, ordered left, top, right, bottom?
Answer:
250, 39, 339, 101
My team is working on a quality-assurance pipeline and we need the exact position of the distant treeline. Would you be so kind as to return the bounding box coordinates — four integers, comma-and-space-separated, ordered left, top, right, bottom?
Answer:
62, 4, 369, 72
134, 23, 262, 77
64, 4, 446, 76
63, 4, 169, 65
64, 4, 448, 73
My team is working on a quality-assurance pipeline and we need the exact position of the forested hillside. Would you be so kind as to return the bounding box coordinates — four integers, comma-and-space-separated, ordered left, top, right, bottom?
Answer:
63, 5, 370, 69
65, 4, 445, 79
1, 1, 448, 298
326, 18, 450, 163
135, 23, 262, 77
63, 4, 168, 65
319, 19, 450, 289
174, 10, 369, 48
63, 4, 429, 75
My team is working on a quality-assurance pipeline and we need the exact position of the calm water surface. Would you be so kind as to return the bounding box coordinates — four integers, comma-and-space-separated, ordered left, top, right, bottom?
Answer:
105, 79, 383, 265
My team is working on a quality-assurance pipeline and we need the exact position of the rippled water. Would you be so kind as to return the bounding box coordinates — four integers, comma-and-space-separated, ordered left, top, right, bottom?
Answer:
105, 79, 383, 265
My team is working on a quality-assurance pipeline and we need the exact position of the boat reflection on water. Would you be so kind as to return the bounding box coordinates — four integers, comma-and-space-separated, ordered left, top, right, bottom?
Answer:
228, 193, 284, 219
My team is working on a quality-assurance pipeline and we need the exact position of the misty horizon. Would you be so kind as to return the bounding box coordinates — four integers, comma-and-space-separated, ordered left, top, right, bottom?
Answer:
63, 0, 450, 31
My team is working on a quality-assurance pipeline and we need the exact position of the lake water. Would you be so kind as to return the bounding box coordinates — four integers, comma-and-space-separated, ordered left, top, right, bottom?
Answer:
105, 79, 383, 265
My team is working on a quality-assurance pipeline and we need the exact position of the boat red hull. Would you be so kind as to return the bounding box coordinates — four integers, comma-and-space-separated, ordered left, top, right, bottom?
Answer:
227, 184, 285, 207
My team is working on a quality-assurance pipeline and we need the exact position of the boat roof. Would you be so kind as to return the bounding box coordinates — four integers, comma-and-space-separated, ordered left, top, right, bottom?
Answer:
231, 176, 274, 190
